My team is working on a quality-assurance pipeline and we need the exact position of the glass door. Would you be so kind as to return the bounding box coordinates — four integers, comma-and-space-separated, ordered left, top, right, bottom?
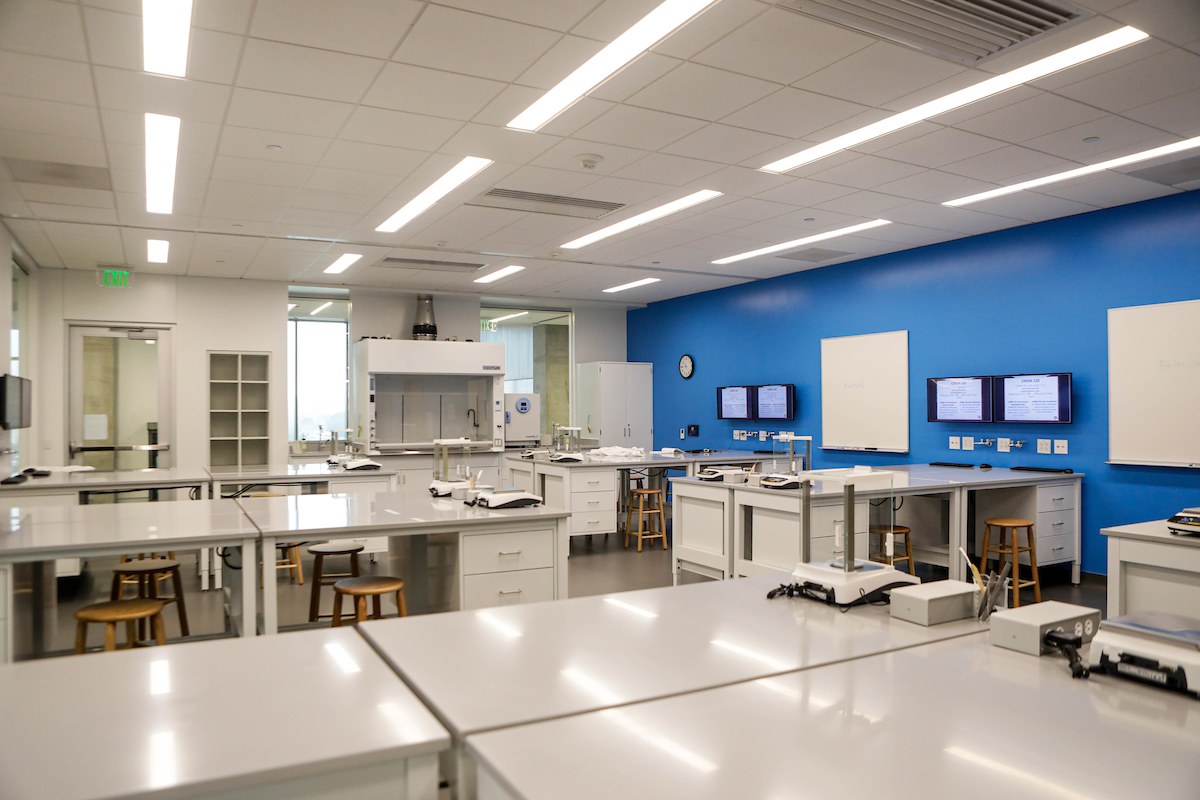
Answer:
68, 326, 174, 470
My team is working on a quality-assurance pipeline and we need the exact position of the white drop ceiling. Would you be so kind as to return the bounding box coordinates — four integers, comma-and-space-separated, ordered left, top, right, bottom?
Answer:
1, 0, 1198, 308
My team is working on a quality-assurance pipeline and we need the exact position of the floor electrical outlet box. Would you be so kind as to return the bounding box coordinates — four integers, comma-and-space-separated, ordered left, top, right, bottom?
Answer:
890, 580, 978, 626
989, 601, 1100, 656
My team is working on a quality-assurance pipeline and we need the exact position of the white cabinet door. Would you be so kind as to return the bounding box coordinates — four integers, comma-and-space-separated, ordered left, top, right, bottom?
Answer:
596, 363, 627, 447
624, 363, 654, 451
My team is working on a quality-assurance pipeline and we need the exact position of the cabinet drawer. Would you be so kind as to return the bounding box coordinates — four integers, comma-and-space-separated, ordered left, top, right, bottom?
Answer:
571, 490, 615, 513
573, 471, 617, 493
1037, 485, 1075, 513
463, 568, 554, 609
810, 501, 870, 537
1033, 533, 1076, 565
809, 532, 869, 563
1037, 509, 1075, 541
462, 530, 554, 575
570, 510, 615, 534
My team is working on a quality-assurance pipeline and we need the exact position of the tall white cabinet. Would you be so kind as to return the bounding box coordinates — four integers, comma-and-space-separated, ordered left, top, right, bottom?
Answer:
576, 362, 653, 451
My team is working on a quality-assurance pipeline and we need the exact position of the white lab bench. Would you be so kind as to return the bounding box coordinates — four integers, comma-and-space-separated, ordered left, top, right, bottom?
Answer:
468, 634, 1200, 800
0, 467, 213, 502
1102, 519, 1200, 618
234, 492, 570, 634
357, 574, 984, 797
0, 499, 259, 662
0, 627, 450, 800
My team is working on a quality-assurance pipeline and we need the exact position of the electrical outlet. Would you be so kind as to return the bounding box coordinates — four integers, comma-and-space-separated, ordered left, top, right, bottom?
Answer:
1053, 439, 1068, 455
997, 437, 1011, 453
961, 436, 974, 451
759, 430, 767, 442
949, 436, 961, 450
1037, 439, 1051, 454
679, 428, 686, 440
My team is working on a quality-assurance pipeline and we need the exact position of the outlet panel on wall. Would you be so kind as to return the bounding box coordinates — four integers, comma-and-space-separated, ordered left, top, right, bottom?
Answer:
949, 436, 960, 450
1054, 439, 1068, 455
997, 437, 1010, 453
961, 436, 974, 451
1037, 439, 1051, 454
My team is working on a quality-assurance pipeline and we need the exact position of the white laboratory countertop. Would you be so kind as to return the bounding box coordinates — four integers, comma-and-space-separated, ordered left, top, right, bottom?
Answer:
0, 628, 450, 800
1102, 519, 1200, 548
206, 462, 397, 481
0, 467, 212, 493
468, 634, 1200, 800
236, 491, 569, 537
357, 575, 985, 738
0, 498, 259, 560
507, 449, 770, 469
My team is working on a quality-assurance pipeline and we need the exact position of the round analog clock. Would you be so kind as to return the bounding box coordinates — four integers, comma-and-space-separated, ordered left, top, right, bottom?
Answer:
678, 354, 695, 379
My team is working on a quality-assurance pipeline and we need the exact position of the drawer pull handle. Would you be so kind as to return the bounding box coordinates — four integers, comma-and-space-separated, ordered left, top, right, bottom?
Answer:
1052, 522, 1065, 527
499, 589, 523, 596
587, 520, 600, 525
1052, 546, 1065, 552
498, 550, 522, 556
587, 500, 600, 505
1052, 497, 1065, 502
587, 480, 600, 485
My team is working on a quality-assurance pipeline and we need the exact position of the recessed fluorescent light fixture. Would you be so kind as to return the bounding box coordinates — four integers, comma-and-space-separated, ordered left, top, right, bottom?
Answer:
760, 26, 1148, 174
944, 135, 1200, 207
713, 219, 892, 265
323, 253, 362, 274
603, 278, 661, 294
375, 156, 493, 233
143, 0, 194, 77
146, 239, 169, 263
507, 0, 722, 132
474, 265, 525, 284
145, 112, 180, 214
287, 303, 297, 311
490, 311, 529, 324
562, 190, 722, 250
310, 301, 333, 316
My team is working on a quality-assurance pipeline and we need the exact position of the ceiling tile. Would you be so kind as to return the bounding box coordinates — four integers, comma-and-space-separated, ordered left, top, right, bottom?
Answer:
662, 124, 790, 163
0, 180, 33, 218
0, 96, 102, 139
363, 63, 506, 121
807, 154, 926, 190
874, 169, 993, 203
1110, 0, 1200, 47
340, 106, 464, 152
954, 92, 1108, 143
1039, 170, 1177, 206
6, 218, 63, 266
516, 34, 606, 91
531, 138, 650, 176
392, 6, 560, 82
966, 191, 1097, 222
218, 125, 332, 165
277, 207, 363, 232
648, 0, 769, 61
303, 166, 402, 196
236, 39, 382, 103
438, 0, 602, 31
319, 141, 429, 176
1022, 115, 1180, 161
93, 67, 231, 123
439, 123, 562, 164
721, 88, 872, 139
751, 177, 857, 207
17, 183, 114, 209
0, 0, 88, 61
1054, 48, 1200, 112
940, 145, 1074, 183
403, 205, 528, 250
1123, 86, 1200, 135
814, 190, 913, 217
612, 153, 723, 186
0, 51, 96, 106
81, 8, 242, 85
204, 180, 298, 209
0, 128, 108, 168
572, 105, 706, 151
192, 0, 256, 35
40, 221, 126, 267
873, 127, 1007, 169
249, 0, 422, 58
290, 189, 379, 215
794, 40, 965, 108
589, 53, 683, 104
626, 63, 778, 121
226, 89, 355, 139
27, 202, 118, 225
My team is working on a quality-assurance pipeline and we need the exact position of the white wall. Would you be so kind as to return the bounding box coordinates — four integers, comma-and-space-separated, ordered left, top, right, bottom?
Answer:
571, 304, 627, 364
0, 225, 14, 465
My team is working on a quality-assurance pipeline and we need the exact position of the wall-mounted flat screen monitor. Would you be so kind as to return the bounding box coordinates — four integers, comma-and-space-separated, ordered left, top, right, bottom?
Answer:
1, 375, 31, 430
927, 376, 993, 422
755, 384, 795, 420
716, 385, 752, 420
993, 373, 1072, 424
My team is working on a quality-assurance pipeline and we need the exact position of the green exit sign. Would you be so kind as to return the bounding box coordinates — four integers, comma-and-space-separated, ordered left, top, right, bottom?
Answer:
97, 268, 132, 287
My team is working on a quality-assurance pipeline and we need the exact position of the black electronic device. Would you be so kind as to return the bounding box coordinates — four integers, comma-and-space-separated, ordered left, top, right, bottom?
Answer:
716, 386, 752, 420
993, 372, 1072, 424
754, 383, 796, 421
929, 461, 975, 468
1, 474, 27, 485
926, 376, 993, 423
0, 374, 31, 430
1010, 466, 1074, 473
30, 470, 50, 478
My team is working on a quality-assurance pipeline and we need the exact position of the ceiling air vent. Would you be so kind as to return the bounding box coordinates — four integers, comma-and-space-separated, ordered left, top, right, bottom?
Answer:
1125, 153, 1200, 190
776, 0, 1090, 65
777, 247, 856, 263
5, 158, 113, 191
467, 188, 625, 219
376, 257, 485, 273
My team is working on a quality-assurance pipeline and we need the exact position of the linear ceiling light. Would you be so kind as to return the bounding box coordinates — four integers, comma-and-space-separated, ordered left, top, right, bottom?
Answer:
604, 278, 661, 294
375, 156, 493, 233
474, 265, 526, 284
944, 135, 1200, 207
713, 219, 892, 265
145, 112, 180, 214
143, 0, 194, 77
310, 301, 333, 316
761, 26, 1148, 174
323, 253, 363, 274
146, 239, 169, 263
490, 311, 529, 324
287, 303, 297, 311
562, 189, 723, 250
507, 0, 721, 132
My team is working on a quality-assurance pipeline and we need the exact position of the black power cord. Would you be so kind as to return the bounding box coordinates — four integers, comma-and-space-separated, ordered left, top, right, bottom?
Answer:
1044, 630, 1090, 679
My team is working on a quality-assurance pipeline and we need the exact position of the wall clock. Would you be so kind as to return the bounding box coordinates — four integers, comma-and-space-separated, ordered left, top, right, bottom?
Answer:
678, 354, 695, 379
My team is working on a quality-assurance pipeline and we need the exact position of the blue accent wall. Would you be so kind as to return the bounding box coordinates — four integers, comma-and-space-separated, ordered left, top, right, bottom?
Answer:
628, 190, 1200, 575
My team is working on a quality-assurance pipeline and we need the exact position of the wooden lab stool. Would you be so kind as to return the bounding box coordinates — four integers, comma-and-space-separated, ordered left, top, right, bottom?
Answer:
331, 576, 407, 626
75, 599, 167, 654
110, 558, 190, 639
624, 488, 667, 552
869, 524, 914, 574
308, 541, 364, 622
980, 517, 1041, 608
274, 542, 304, 584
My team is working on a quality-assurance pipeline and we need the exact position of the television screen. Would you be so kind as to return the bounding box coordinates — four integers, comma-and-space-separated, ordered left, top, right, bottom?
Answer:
716, 386, 752, 420
755, 384, 795, 420
994, 373, 1072, 423
927, 376, 993, 422
1, 375, 30, 430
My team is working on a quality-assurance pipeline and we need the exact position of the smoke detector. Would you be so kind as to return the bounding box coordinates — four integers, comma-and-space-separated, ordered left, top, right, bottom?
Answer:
578, 153, 604, 170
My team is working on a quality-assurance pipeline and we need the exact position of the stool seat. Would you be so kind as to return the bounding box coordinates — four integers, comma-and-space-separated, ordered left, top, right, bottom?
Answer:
113, 558, 181, 574
111, 558, 190, 639
75, 599, 167, 653
308, 542, 365, 555
331, 575, 407, 626
985, 517, 1034, 528
308, 542, 364, 622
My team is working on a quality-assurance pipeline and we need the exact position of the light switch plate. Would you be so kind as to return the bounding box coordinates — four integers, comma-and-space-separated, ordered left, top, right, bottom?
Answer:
1053, 439, 1068, 455
1037, 439, 1051, 454
949, 436, 961, 450
997, 437, 1010, 453
961, 436, 974, 450
679, 428, 686, 440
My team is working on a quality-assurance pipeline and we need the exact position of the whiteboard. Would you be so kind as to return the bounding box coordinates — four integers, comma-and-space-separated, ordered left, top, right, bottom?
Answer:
821, 330, 909, 453
1108, 299, 1200, 467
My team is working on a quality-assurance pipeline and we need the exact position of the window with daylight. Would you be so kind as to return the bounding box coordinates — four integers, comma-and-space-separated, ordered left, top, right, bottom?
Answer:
287, 297, 349, 444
